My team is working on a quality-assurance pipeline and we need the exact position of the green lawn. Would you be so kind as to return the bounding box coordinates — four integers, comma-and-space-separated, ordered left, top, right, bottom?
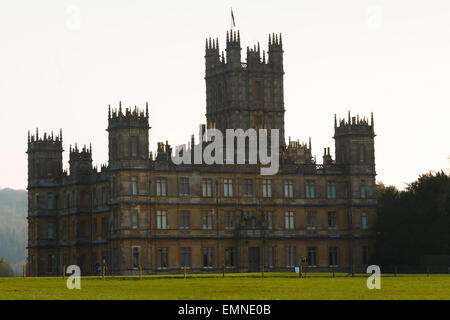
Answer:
1, 273, 450, 300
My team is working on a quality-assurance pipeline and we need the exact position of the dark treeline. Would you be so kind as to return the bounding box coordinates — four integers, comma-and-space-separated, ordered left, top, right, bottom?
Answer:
373, 171, 450, 268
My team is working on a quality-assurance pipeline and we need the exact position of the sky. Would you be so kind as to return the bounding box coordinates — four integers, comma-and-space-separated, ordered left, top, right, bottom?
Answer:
0, 0, 449, 190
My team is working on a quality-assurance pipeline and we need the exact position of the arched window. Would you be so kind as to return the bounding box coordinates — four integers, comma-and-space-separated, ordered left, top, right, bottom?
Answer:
252, 80, 263, 102
359, 145, 366, 163
112, 138, 118, 159
130, 136, 138, 158
242, 81, 247, 100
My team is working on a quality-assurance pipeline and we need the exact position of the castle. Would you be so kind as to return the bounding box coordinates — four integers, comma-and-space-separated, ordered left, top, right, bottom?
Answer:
26, 30, 376, 276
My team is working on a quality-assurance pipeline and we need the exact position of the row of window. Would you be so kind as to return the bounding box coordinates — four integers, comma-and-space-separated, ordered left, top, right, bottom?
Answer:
120, 177, 367, 199
39, 246, 370, 273
153, 247, 228, 270
137, 246, 370, 270
140, 210, 368, 231
30, 178, 370, 211
209, 79, 278, 106
153, 178, 368, 199
30, 187, 108, 211
110, 136, 145, 160
35, 210, 369, 241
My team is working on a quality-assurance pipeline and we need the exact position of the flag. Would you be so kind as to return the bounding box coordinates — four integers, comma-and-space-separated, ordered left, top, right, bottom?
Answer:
231, 8, 236, 28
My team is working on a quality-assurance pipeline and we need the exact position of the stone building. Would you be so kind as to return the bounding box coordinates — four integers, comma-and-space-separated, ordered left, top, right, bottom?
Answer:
26, 30, 376, 276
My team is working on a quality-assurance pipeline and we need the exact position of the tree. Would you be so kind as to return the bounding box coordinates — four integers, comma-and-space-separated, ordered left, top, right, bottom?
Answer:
373, 171, 450, 267
0, 258, 14, 277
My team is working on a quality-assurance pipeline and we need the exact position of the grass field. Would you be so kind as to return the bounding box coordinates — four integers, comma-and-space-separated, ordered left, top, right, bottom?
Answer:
1, 273, 450, 300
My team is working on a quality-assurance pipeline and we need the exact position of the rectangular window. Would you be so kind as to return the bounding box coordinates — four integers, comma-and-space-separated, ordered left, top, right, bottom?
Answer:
360, 180, 367, 198
47, 193, 54, 209
245, 211, 256, 228
286, 246, 296, 267
179, 211, 190, 230
307, 211, 316, 229
329, 247, 339, 266
203, 248, 213, 268
305, 180, 315, 198
63, 254, 68, 270
327, 181, 336, 199
131, 136, 138, 157
156, 210, 168, 230
225, 248, 235, 267
263, 179, 272, 198
64, 193, 70, 209
179, 177, 190, 196
284, 180, 294, 198
244, 179, 253, 197
268, 247, 276, 267
284, 211, 295, 230
132, 210, 139, 229
64, 220, 68, 239
101, 217, 108, 238
265, 211, 273, 229
363, 246, 369, 265
157, 248, 168, 269
93, 218, 98, 236
113, 208, 119, 230
361, 212, 368, 229
225, 211, 234, 230
156, 178, 167, 197
224, 179, 234, 197
202, 178, 213, 197
307, 247, 317, 266
132, 247, 140, 268
180, 247, 191, 268
202, 211, 213, 230
102, 187, 107, 205
47, 254, 53, 273
112, 177, 117, 197
47, 222, 54, 239
328, 212, 337, 228
131, 177, 138, 195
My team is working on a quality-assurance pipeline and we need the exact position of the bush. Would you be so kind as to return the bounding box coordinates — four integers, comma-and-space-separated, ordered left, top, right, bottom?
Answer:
0, 259, 14, 277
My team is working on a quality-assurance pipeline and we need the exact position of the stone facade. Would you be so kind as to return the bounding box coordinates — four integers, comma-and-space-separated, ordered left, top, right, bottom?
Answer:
26, 30, 376, 276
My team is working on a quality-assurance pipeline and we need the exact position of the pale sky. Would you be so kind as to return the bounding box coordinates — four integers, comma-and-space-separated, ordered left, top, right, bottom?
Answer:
0, 0, 449, 190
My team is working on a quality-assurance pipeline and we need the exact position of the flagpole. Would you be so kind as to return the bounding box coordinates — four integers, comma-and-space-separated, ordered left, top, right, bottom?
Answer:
231, 7, 235, 29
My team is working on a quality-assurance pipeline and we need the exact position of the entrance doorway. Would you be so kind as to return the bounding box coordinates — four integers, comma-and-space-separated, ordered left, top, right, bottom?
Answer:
248, 247, 260, 272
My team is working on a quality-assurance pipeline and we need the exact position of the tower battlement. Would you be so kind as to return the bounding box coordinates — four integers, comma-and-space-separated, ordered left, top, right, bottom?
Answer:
334, 111, 375, 137
226, 29, 240, 48
27, 129, 63, 152
108, 101, 149, 129
69, 143, 92, 162
246, 44, 264, 66
205, 30, 283, 72
205, 37, 220, 55
268, 32, 283, 50
69, 143, 93, 178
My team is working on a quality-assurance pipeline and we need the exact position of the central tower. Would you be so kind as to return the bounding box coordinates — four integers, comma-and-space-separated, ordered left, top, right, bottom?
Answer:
205, 30, 286, 146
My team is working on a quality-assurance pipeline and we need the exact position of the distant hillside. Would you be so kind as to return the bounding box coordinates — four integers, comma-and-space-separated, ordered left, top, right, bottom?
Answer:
0, 188, 27, 268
